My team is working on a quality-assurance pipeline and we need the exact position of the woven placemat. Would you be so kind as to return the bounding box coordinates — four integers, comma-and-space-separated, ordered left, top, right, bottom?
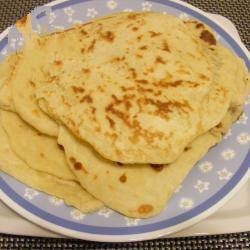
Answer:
0, 0, 249, 249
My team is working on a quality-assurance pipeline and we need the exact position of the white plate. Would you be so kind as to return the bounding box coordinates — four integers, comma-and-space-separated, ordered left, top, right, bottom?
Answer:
0, 0, 249, 242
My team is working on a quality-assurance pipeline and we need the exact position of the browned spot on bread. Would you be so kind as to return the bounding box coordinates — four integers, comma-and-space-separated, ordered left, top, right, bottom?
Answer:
162, 41, 170, 52
155, 56, 166, 64
127, 13, 139, 20
116, 162, 123, 166
93, 175, 98, 180
91, 107, 96, 114
138, 204, 153, 214
69, 157, 76, 164
80, 29, 88, 35
121, 86, 135, 92
215, 122, 222, 128
136, 53, 143, 59
139, 45, 148, 50
149, 31, 162, 37
101, 31, 115, 42
106, 115, 115, 128
196, 23, 205, 29
29, 80, 36, 87
129, 68, 137, 79
154, 90, 162, 96
82, 68, 91, 74
54, 60, 63, 66
184, 146, 191, 151
106, 170, 110, 174
72, 86, 85, 93
74, 162, 88, 174
199, 74, 209, 80
229, 106, 240, 114
119, 173, 127, 183
111, 56, 125, 63
138, 86, 153, 93
40, 153, 45, 158
32, 109, 40, 117
74, 162, 82, 170
150, 164, 164, 171
132, 27, 139, 31
17, 15, 28, 26
95, 126, 101, 132
87, 39, 96, 52
48, 75, 59, 83
80, 48, 85, 53
144, 98, 192, 115
80, 95, 93, 103
105, 132, 118, 140
97, 85, 105, 93
155, 80, 199, 88
200, 30, 216, 45
36, 131, 42, 136
57, 144, 64, 151
137, 35, 143, 41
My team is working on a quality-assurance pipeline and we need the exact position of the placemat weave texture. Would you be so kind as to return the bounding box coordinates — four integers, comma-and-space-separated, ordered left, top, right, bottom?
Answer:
0, 232, 250, 249
0, 0, 249, 249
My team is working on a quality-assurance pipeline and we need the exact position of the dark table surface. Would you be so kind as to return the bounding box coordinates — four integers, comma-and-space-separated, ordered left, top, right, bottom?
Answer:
0, 0, 249, 249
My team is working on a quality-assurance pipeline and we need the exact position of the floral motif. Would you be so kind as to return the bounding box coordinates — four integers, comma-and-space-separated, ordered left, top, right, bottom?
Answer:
142, 2, 152, 11
245, 95, 250, 105
221, 149, 235, 160
10, 38, 16, 48
73, 20, 83, 25
53, 25, 65, 30
98, 207, 113, 218
18, 38, 25, 47
107, 0, 118, 10
179, 13, 190, 20
215, 32, 220, 41
174, 185, 182, 193
194, 180, 210, 193
86, 8, 98, 18
1, 48, 7, 56
179, 198, 194, 210
67, 17, 73, 23
70, 209, 85, 220
49, 196, 64, 206
124, 217, 141, 226
236, 113, 248, 124
217, 168, 233, 181
64, 7, 75, 16
198, 161, 213, 173
223, 129, 232, 140
237, 132, 250, 145
24, 188, 39, 200
49, 12, 57, 24
123, 8, 133, 12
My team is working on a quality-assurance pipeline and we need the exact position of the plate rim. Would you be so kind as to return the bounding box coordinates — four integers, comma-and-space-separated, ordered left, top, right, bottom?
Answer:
0, 0, 249, 242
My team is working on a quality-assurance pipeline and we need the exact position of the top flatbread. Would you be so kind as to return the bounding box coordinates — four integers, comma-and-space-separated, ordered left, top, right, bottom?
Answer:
35, 12, 247, 163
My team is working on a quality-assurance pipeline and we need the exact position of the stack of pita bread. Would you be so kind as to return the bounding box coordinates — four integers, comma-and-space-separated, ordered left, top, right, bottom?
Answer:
0, 12, 249, 218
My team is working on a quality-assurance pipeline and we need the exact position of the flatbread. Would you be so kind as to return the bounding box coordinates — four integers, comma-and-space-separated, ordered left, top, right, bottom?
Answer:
0, 53, 21, 111
10, 47, 59, 136
35, 12, 245, 164
0, 110, 75, 181
58, 128, 216, 218
58, 102, 242, 218
0, 120, 103, 213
